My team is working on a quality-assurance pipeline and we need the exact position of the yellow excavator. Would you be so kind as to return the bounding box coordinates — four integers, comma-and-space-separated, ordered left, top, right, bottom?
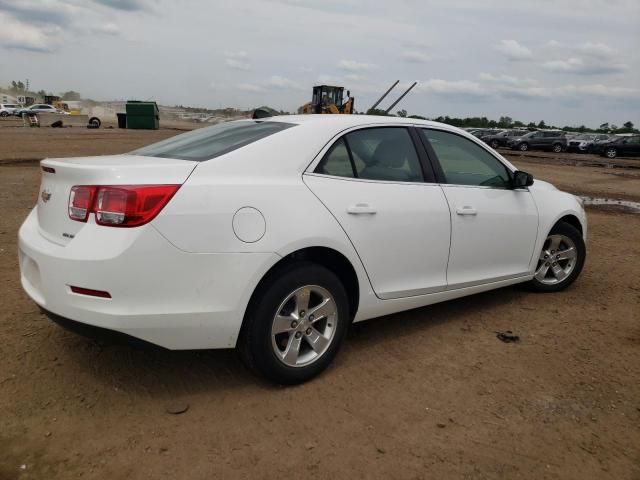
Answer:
298, 85, 354, 114
297, 81, 417, 115
252, 81, 417, 118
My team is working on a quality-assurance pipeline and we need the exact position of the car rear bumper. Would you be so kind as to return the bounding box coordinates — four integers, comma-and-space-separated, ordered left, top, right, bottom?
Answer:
18, 208, 279, 350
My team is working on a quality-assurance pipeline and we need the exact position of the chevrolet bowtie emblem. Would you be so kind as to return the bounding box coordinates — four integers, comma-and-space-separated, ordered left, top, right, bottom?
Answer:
41, 189, 52, 203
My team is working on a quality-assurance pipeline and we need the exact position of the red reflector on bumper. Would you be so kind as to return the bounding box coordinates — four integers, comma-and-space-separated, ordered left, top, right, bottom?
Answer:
70, 286, 112, 298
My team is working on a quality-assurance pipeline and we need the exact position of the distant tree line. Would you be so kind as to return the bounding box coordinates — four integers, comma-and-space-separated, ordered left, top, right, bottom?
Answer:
366, 107, 638, 134
2, 80, 81, 102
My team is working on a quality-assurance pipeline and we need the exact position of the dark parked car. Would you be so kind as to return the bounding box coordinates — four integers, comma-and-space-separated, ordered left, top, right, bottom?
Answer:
592, 135, 640, 159
507, 130, 568, 153
470, 128, 502, 138
482, 129, 529, 149
567, 134, 613, 153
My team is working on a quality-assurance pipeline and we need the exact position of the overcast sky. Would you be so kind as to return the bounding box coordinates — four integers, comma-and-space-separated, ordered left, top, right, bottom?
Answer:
1, 0, 638, 127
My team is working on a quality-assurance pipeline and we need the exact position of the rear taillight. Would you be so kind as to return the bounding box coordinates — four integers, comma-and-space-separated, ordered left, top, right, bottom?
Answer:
69, 186, 96, 222
68, 185, 180, 227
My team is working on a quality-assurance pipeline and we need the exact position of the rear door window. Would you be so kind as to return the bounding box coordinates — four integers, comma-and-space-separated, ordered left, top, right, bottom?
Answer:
314, 127, 424, 183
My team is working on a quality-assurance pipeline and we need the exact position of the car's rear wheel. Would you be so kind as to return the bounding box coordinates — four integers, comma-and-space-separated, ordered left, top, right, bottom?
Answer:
552, 143, 563, 153
528, 222, 585, 292
490, 139, 499, 149
518, 142, 529, 151
604, 147, 617, 159
239, 262, 349, 384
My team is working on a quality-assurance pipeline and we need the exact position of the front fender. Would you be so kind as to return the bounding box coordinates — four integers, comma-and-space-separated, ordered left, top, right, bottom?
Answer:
528, 184, 587, 273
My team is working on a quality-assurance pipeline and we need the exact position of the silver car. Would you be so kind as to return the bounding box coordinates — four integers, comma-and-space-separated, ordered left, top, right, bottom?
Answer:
0, 103, 20, 117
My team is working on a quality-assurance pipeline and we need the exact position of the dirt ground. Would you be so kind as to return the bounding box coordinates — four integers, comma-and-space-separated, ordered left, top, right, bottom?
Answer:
1, 127, 639, 479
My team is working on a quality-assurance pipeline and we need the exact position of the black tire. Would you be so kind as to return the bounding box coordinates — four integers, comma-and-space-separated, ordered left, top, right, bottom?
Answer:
238, 262, 350, 385
518, 142, 529, 151
604, 147, 617, 159
0, 111, 8, 117
88, 117, 101, 128
527, 221, 586, 293
552, 143, 563, 153
490, 140, 499, 149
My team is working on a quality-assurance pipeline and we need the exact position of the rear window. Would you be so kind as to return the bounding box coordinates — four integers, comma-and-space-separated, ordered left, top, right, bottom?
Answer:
131, 120, 295, 161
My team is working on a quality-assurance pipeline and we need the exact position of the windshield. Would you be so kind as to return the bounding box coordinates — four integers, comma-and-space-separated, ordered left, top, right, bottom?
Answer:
132, 120, 295, 161
521, 131, 536, 138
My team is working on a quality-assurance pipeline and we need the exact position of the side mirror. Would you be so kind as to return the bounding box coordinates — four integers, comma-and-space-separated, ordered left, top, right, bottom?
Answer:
512, 170, 534, 188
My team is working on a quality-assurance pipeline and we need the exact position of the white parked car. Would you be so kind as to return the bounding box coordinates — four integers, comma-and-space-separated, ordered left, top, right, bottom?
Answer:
18, 116, 587, 384
0, 103, 20, 116
16, 104, 69, 116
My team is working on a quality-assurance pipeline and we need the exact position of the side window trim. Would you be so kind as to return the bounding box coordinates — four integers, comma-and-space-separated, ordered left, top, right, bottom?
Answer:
407, 127, 436, 183
415, 127, 447, 184
341, 136, 359, 178
418, 127, 515, 188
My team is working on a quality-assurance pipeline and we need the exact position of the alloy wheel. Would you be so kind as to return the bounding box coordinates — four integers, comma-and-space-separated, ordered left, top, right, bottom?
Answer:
271, 285, 338, 367
519, 143, 528, 151
534, 234, 577, 285
605, 148, 617, 159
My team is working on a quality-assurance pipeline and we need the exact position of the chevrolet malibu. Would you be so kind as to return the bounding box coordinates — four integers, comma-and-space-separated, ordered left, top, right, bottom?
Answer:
19, 115, 586, 384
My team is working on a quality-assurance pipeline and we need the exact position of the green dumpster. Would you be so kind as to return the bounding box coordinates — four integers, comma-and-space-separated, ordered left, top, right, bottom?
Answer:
125, 101, 159, 129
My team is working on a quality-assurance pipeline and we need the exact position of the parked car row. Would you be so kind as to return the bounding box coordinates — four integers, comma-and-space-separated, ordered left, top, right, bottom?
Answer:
465, 128, 640, 159
0, 103, 69, 117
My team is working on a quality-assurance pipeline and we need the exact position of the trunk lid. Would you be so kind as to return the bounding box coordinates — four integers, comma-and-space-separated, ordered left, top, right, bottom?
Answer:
37, 154, 197, 245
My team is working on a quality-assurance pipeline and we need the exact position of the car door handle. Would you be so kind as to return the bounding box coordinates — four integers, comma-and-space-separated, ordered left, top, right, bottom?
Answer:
456, 206, 477, 215
347, 203, 377, 215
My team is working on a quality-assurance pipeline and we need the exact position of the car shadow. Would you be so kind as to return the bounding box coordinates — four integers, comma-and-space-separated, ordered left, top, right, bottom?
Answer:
53, 285, 528, 394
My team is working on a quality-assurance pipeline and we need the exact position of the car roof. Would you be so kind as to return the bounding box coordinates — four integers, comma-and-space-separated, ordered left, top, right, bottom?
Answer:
264, 114, 449, 130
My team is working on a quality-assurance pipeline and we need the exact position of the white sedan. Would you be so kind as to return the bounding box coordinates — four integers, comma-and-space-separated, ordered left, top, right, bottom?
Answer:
18, 115, 586, 384
16, 104, 69, 116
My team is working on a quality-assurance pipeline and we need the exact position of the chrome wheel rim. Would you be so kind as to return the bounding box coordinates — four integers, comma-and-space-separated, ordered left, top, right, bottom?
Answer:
605, 148, 616, 158
553, 144, 562, 152
271, 285, 338, 368
519, 143, 528, 151
535, 234, 577, 285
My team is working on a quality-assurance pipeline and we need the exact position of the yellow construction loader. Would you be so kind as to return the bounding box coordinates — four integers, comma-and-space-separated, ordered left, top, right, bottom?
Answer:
297, 81, 417, 115
298, 85, 354, 114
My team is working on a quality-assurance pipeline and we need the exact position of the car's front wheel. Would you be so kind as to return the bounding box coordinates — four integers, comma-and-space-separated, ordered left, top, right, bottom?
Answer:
0, 111, 8, 117
604, 147, 617, 159
239, 262, 350, 384
552, 143, 563, 153
490, 139, 500, 149
518, 142, 529, 151
528, 221, 585, 292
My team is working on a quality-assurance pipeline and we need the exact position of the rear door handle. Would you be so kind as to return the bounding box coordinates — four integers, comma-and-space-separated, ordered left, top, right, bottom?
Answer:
347, 203, 377, 215
456, 206, 477, 215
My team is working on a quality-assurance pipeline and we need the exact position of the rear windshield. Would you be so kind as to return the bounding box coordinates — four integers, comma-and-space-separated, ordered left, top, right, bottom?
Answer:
131, 120, 295, 161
